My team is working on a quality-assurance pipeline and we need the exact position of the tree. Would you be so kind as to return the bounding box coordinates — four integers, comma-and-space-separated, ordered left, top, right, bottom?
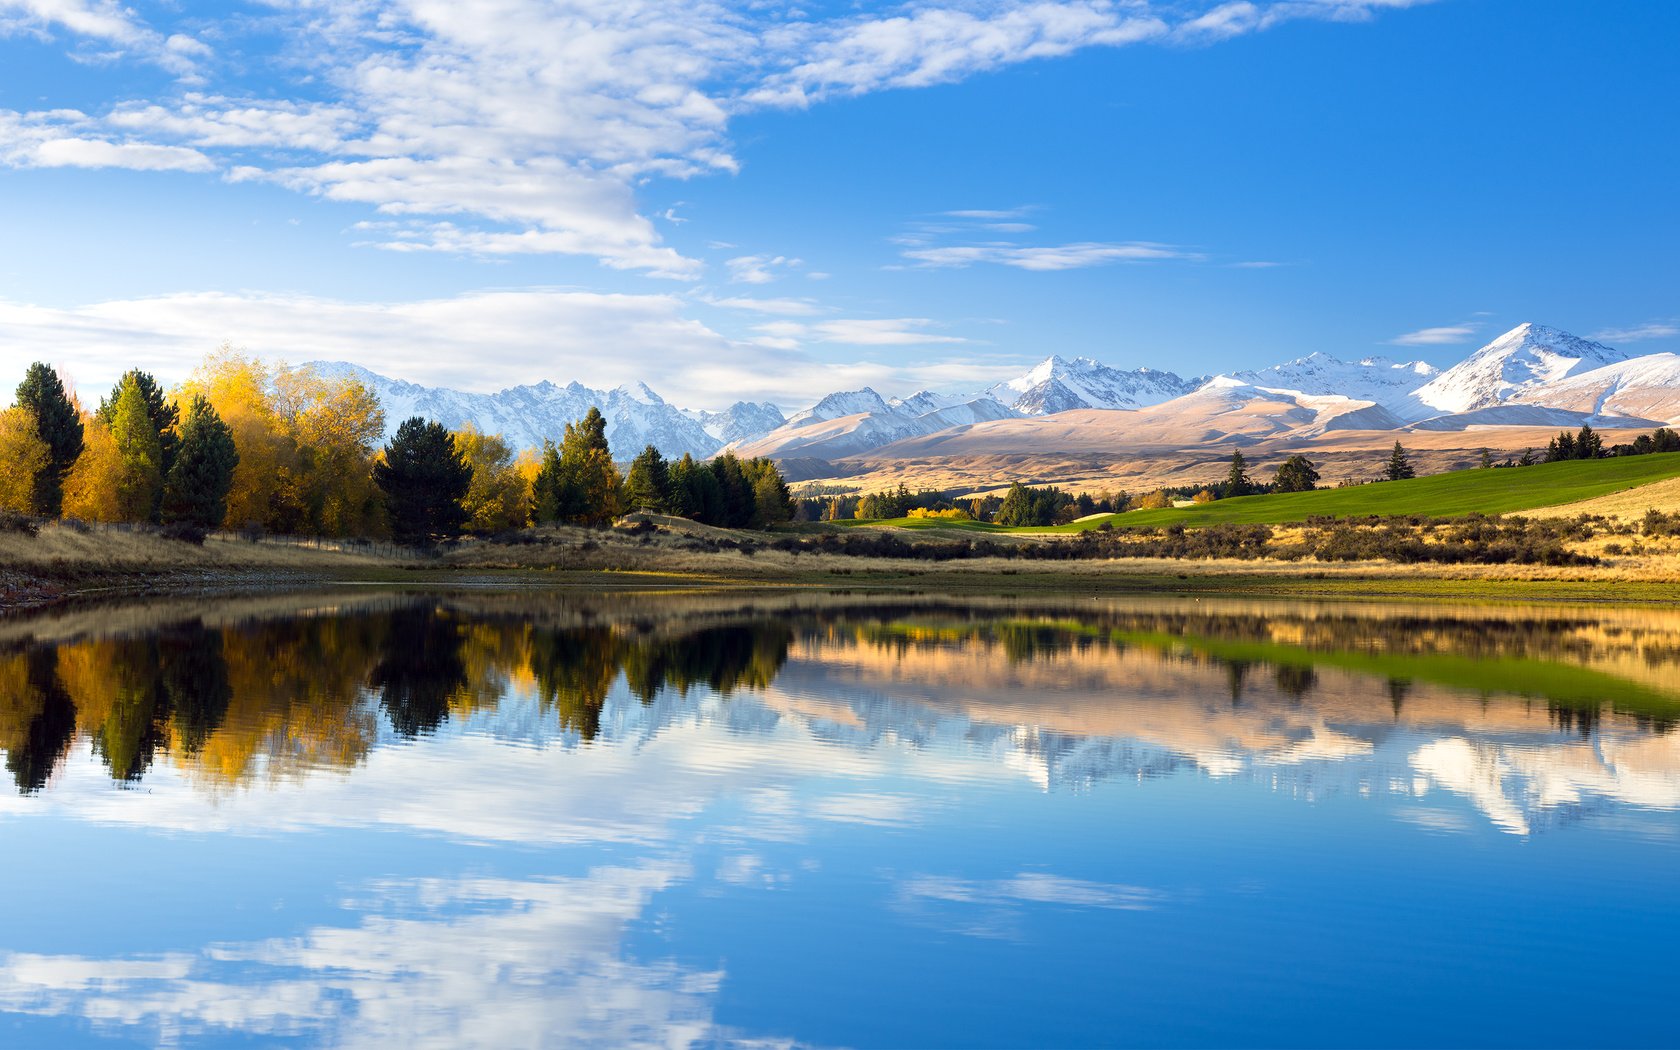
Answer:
623, 444, 673, 512
162, 395, 239, 529
537, 407, 622, 526
709, 453, 756, 528
1478, 448, 1494, 469
1546, 430, 1576, 463
746, 458, 793, 527
452, 425, 529, 532
1385, 441, 1415, 481
14, 363, 83, 517
1273, 454, 1320, 493
1517, 447, 1537, 467
1575, 424, 1604, 460
61, 420, 124, 522
0, 407, 48, 513
176, 348, 291, 530
1225, 448, 1252, 497
108, 375, 165, 522
373, 417, 472, 545
996, 483, 1035, 527
96, 370, 178, 477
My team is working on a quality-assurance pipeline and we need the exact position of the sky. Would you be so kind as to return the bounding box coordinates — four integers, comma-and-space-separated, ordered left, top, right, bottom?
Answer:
0, 0, 1675, 411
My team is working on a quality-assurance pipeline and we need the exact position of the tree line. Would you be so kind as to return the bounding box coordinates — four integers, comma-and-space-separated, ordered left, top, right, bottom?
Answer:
2, 351, 792, 545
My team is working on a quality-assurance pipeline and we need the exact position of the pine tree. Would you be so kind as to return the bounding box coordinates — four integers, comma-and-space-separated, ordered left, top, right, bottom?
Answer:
13, 362, 83, 517
1385, 440, 1415, 481
624, 445, 672, 512
1273, 454, 1319, 493
162, 395, 239, 529
531, 440, 563, 523
373, 417, 473, 545
1575, 424, 1603, 459
549, 407, 621, 525
108, 376, 164, 522
748, 459, 793, 527
1225, 448, 1252, 497
1478, 448, 1494, 469
710, 453, 756, 528
96, 370, 179, 476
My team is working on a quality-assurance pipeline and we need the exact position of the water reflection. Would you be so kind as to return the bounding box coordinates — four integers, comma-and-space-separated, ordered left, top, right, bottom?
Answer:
2, 594, 1680, 832
4, 592, 1680, 1046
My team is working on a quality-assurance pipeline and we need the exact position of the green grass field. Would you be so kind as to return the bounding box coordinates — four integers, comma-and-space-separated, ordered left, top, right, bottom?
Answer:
850, 452, 1680, 532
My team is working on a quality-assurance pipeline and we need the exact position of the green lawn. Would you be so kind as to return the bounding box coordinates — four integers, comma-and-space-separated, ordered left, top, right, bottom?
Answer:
849, 452, 1680, 532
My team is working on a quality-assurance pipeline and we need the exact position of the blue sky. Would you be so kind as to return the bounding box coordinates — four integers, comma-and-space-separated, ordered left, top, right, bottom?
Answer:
0, 0, 1675, 409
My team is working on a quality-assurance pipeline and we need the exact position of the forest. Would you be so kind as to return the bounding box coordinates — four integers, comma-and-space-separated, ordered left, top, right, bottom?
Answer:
1, 351, 793, 545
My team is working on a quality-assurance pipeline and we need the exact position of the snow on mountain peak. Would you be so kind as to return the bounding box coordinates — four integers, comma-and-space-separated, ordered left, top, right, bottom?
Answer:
1414, 322, 1628, 414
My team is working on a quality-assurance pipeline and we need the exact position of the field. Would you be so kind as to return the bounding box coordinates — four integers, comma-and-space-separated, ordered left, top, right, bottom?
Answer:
853, 453, 1680, 533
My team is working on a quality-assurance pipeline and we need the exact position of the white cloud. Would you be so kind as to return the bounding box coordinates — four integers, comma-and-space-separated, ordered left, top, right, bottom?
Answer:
1590, 322, 1679, 344
1387, 324, 1479, 346
0, 110, 215, 171
702, 295, 825, 316
757, 317, 968, 346
903, 241, 1202, 270
0, 1, 1435, 276
0, 290, 1002, 408
725, 254, 801, 284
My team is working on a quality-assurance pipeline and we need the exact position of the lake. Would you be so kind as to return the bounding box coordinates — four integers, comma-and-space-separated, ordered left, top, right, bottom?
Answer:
2, 590, 1678, 1048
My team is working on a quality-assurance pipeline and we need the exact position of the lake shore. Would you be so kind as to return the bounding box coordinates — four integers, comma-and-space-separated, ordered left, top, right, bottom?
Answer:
6, 518, 1680, 617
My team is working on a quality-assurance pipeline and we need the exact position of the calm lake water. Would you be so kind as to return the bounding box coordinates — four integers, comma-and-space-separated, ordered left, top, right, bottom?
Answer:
2, 590, 1679, 1048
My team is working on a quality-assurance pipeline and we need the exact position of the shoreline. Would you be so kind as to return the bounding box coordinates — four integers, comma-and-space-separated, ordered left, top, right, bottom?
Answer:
5, 516, 1680, 618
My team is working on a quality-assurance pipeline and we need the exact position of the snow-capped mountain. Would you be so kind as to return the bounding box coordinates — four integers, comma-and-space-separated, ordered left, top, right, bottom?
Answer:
1505, 353, 1680, 424
1229, 352, 1440, 413
692, 401, 786, 445
309, 363, 725, 460
985, 356, 1203, 414
731, 389, 1019, 461
1412, 323, 1629, 414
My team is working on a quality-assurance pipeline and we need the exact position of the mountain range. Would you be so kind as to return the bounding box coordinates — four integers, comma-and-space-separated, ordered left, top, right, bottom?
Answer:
310, 323, 1680, 486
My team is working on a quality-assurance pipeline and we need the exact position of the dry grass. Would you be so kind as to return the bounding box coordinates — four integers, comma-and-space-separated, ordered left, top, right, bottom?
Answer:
0, 522, 393, 572
1524, 475, 1680, 521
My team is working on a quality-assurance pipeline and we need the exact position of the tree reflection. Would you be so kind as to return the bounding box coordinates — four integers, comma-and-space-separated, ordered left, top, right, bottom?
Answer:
1, 647, 78, 793
371, 606, 469, 738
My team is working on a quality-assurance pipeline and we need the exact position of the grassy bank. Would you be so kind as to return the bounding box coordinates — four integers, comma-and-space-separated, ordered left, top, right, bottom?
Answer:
854, 452, 1680, 532
8, 510, 1680, 617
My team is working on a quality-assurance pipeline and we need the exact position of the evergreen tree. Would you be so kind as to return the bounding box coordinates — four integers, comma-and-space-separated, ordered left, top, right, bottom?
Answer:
1518, 447, 1537, 467
996, 482, 1035, 527
1575, 424, 1603, 459
554, 407, 622, 525
531, 440, 563, 523
1225, 448, 1252, 497
109, 375, 165, 522
1478, 448, 1494, 468
1272, 454, 1320, 493
14, 362, 83, 517
162, 395, 239, 529
373, 417, 472, 545
748, 459, 793, 527
1546, 430, 1577, 462
1385, 440, 1415, 481
624, 444, 673, 512
96, 370, 179, 476
710, 453, 756, 528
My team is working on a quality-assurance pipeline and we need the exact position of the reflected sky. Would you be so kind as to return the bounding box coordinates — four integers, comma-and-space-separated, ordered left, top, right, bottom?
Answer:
2, 593, 1679, 1048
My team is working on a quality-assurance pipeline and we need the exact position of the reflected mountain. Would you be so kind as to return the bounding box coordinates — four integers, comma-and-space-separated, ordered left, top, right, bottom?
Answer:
3, 593, 1680, 835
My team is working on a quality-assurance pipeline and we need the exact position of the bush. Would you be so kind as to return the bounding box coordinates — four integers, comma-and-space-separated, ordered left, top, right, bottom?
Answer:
0, 512, 40, 537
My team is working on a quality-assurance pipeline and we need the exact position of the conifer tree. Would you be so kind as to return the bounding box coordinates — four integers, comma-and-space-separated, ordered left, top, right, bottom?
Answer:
624, 444, 672, 512
1385, 440, 1415, 481
109, 375, 165, 521
96, 370, 179, 476
13, 362, 83, 517
1225, 448, 1252, 497
1273, 454, 1319, 493
373, 417, 472, 545
162, 395, 239, 529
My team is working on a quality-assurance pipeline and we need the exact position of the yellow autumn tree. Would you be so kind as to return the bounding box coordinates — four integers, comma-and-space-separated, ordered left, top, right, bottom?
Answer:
61, 416, 125, 522
176, 346, 293, 531
0, 406, 48, 513
452, 424, 530, 532
273, 366, 387, 536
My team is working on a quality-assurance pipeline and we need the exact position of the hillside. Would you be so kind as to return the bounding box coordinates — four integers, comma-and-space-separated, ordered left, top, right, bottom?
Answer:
856, 454, 1680, 532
